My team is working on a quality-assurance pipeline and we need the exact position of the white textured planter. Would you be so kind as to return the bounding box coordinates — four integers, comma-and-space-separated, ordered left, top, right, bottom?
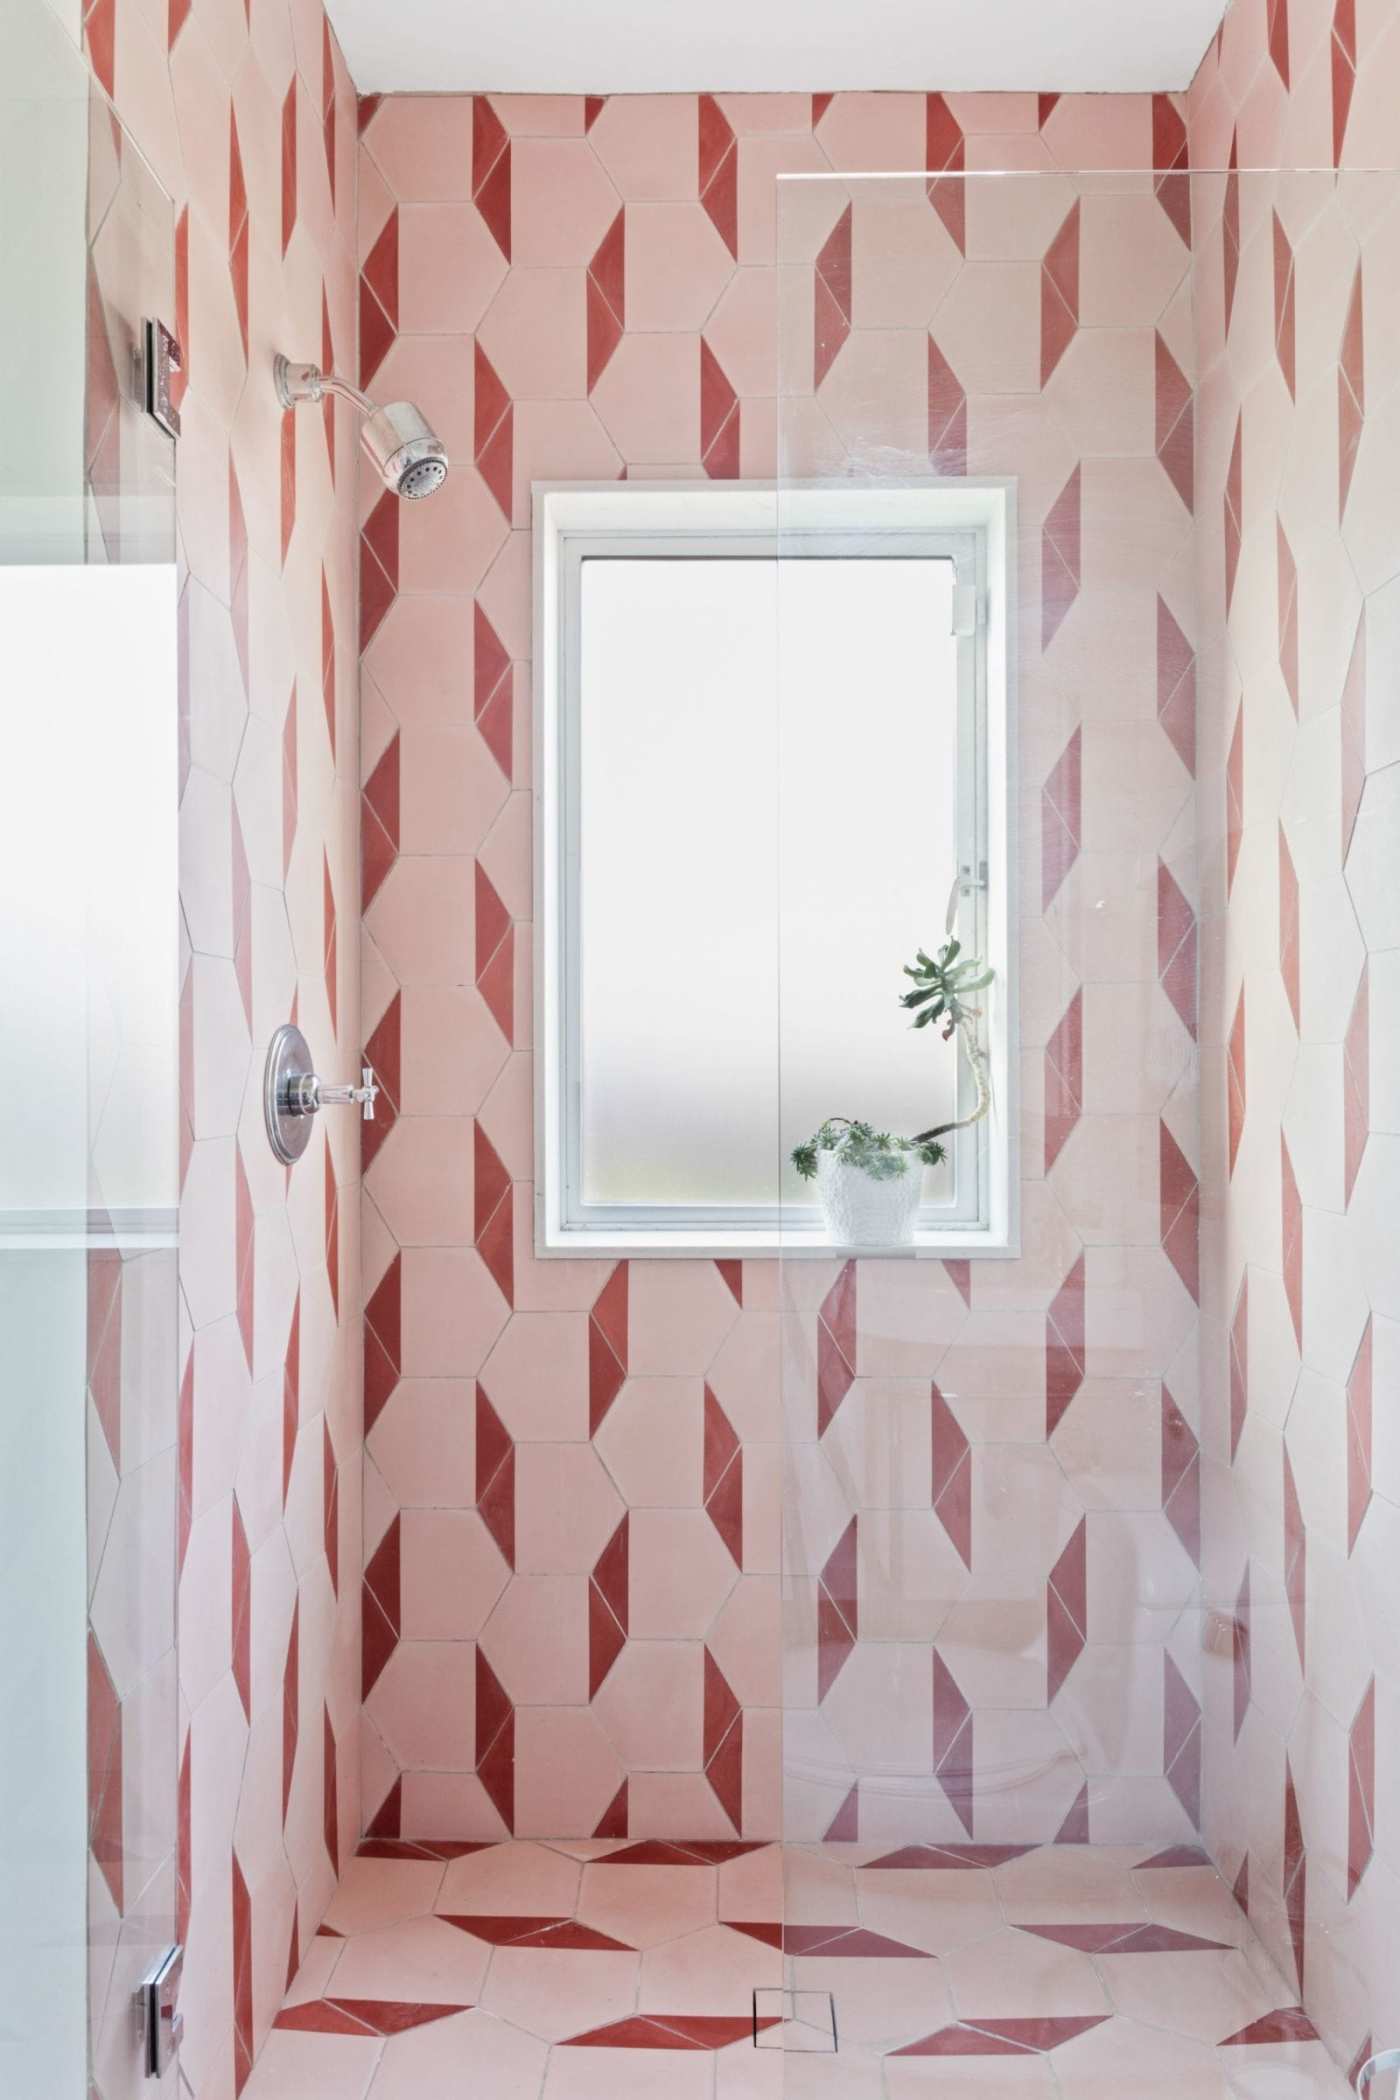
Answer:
815, 1150, 923, 1248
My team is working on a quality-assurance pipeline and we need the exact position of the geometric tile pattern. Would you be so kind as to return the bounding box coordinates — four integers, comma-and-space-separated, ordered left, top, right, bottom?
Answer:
354, 91, 1206, 1880
1190, 3, 1400, 2083
87, 2, 362, 2095
244, 1844, 1356, 2097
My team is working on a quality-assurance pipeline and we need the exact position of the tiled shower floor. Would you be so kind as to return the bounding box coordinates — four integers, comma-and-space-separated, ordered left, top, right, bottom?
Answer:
243, 1839, 1355, 2098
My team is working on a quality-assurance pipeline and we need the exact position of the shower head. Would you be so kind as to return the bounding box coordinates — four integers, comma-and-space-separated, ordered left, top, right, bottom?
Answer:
274, 355, 448, 500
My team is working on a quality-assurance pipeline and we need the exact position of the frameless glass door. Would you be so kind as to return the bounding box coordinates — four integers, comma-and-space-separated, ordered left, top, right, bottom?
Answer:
1, 5, 179, 2094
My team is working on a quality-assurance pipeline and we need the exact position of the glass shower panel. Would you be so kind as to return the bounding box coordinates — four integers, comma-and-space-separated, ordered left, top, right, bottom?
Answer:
774, 157, 1398, 2096
1, 6, 179, 2095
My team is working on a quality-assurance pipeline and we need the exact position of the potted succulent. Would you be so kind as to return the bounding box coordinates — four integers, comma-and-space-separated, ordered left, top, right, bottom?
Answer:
791, 936, 994, 1248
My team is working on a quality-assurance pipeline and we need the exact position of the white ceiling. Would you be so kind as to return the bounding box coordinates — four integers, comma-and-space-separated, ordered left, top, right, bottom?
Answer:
328, 0, 1228, 97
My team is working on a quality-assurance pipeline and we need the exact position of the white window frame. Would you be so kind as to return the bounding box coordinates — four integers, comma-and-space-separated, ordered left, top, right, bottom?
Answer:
533, 480, 1018, 1259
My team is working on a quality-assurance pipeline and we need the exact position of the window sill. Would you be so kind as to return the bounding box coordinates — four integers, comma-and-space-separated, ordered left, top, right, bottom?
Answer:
536, 1222, 1020, 1260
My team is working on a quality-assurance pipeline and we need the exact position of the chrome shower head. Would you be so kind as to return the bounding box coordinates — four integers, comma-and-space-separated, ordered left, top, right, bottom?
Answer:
359, 399, 449, 501
274, 354, 449, 500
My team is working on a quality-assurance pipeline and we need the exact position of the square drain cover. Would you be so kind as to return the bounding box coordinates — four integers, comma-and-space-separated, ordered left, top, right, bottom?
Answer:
753, 1987, 838, 2052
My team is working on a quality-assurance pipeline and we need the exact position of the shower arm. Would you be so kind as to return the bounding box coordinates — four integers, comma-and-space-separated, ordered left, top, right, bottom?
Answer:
273, 355, 376, 416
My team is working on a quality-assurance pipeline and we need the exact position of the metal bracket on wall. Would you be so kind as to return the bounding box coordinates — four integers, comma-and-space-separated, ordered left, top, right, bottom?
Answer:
141, 318, 182, 439
134, 1945, 183, 2077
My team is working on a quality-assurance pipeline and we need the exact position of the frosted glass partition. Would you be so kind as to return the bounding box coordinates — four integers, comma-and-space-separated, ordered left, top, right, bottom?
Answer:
773, 165, 1396, 2085
1, 7, 178, 2096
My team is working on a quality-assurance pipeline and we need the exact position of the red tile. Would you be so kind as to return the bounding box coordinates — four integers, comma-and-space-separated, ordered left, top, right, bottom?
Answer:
1037, 93, 1060, 128
282, 1598, 299, 1824
594, 1780, 628, 1838
88, 1633, 124, 1915
1158, 859, 1197, 1040
931, 1381, 973, 1572
932, 1652, 974, 1837
825, 1784, 859, 1841
716, 1259, 743, 1307
817, 1518, 858, 1699
1333, 0, 1357, 162
700, 340, 740, 481
925, 94, 966, 254
865, 1844, 1033, 1869
324, 1416, 340, 1597
1045, 1252, 1085, 1437
1284, 1758, 1307, 1994
321, 568, 337, 768
814, 204, 853, 388
86, 1248, 122, 1472
1281, 1136, 1303, 1355
1345, 964, 1369, 1206
1041, 723, 1081, 911
365, 1253, 401, 1435
928, 334, 967, 476
1224, 411, 1243, 613
1268, 0, 1291, 85
1234, 1563, 1252, 1742
698, 97, 737, 259
1056, 1786, 1090, 1843
589, 1263, 628, 1433
1161, 1384, 1201, 1569
84, 0, 116, 95
1047, 1519, 1086, 1701
1341, 608, 1366, 855
363, 991, 401, 1172
1140, 1844, 1211, 1868
476, 1650, 515, 1832
282, 680, 299, 880
1024, 1921, 1230, 1953
1155, 331, 1194, 512
1164, 1651, 1201, 1827
1227, 985, 1246, 1178
588, 208, 625, 391
281, 79, 298, 258
1043, 987, 1082, 1172
1273, 214, 1297, 405
1158, 596, 1192, 776
1161, 1123, 1199, 1306
896, 2017, 1107, 2056
472, 1385, 513, 1572
363, 1515, 401, 1697
233, 1854, 254, 2092
590, 1514, 628, 1695
1152, 93, 1191, 245
817, 1261, 856, 1435
1348, 1317, 1373, 1556
231, 1155, 254, 1382
1349, 1676, 1375, 1898
1340, 264, 1364, 518
473, 97, 511, 261
229, 111, 249, 363
703, 1385, 743, 1568
1220, 2009, 1319, 2047
360, 492, 398, 651
232, 1496, 251, 1720
783, 1925, 932, 1957
945, 1260, 972, 1309
1040, 201, 1078, 385
1041, 467, 1082, 652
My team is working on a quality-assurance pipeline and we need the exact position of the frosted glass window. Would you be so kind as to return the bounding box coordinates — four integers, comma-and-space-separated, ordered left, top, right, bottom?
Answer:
575, 554, 962, 1219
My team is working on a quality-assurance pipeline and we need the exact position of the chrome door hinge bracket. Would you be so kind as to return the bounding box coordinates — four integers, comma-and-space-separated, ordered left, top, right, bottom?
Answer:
142, 318, 183, 439
135, 1944, 184, 2077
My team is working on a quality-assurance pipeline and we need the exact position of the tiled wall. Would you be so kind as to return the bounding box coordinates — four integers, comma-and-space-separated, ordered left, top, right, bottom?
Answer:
74, 0, 365, 2093
355, 92, 1209, 1851
1188, 0, 1400, 2080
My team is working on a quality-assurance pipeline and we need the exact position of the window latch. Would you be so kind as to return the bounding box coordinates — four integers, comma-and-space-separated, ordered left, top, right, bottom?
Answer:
951, 583, 981, 637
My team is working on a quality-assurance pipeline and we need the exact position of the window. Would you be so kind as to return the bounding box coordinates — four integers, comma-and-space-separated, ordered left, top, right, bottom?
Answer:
534, 482, 1016, 1256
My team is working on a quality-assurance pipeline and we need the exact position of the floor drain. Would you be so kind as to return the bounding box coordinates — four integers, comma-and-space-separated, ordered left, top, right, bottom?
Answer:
753, 1987, 838, 2053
